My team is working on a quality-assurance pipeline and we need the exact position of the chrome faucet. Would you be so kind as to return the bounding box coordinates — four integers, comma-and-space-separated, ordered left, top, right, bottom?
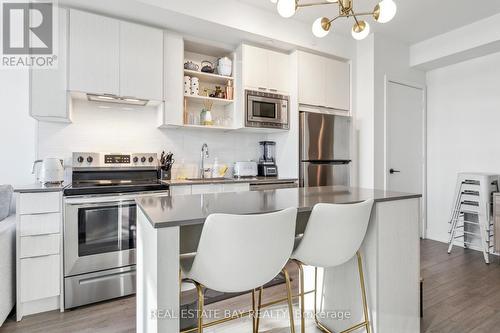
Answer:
200, 143, 210, 179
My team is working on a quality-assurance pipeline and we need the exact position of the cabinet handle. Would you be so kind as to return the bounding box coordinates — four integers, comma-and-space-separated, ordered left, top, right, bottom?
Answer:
269, 89, 278, 92
258, 87, 267, 91
21, 232, 59, 237
23, 253, 59, 259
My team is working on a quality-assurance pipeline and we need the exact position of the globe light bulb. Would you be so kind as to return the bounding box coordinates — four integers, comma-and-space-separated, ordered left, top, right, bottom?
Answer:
277, 0, 297, 18
351, 21, 370, 40
374, 0, 397, 23
312, 17, 331, 38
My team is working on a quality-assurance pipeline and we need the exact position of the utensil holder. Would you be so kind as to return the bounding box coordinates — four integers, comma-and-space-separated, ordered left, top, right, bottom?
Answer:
160, 169, 171, 180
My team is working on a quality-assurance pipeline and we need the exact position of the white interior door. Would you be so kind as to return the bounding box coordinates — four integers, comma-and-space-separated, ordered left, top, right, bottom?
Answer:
386, 80, 425, 235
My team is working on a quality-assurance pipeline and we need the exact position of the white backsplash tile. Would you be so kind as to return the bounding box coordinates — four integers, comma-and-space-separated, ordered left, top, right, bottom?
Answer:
37, 99, 265, 179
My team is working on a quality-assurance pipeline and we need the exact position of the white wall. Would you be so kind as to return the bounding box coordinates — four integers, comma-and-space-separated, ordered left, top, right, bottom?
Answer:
373, 35, 426, 189
355, 35, 375, 188
426, 51, 500, 242
355, 34, 425, 189
0, 69, 36, 186
37, 100, 267, 179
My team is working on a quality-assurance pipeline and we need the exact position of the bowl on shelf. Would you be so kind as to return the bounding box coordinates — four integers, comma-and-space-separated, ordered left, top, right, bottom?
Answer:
201, 60, 215, 73
184, 61, 199, 71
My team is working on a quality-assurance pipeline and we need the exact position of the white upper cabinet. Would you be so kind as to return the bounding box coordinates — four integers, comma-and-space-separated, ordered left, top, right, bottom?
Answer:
298, 51, 350, 111
31, 8, 70, 122
242, 44, 289, 94
69, 9, 163, 100
298, 51, 325, 107
69, 9, 120, 95
267, 50, 290, 93
158, 32, 184, 127
119, 22, 163, 101
242, 44, 268, 90
325, 57, 350, 111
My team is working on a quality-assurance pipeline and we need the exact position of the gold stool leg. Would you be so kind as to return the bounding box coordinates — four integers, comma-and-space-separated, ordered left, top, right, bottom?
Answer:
255, 286, 263, 332
283, 268, 296, 333
312, 253, 371, 333
312, 267, 330, 332
252, 289, 257, 333
356, 251, 371, 333
194, 282, 204, 333
291, 260, 306, 333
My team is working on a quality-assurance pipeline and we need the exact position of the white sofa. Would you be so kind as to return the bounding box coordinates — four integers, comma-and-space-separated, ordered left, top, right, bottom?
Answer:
0, 197, 15, 326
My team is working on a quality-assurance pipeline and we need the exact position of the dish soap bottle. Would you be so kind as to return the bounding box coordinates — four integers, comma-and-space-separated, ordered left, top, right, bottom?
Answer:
211, 158, 220, 178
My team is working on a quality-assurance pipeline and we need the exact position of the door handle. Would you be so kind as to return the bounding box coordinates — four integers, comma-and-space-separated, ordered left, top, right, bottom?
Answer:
389, 168, 401, 174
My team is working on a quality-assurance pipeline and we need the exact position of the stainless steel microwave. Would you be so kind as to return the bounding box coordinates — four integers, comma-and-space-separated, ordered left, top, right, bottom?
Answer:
245, 90, 289, 130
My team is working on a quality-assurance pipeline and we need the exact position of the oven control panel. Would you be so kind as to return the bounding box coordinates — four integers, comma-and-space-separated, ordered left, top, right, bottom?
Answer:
73, 152, 158, 168
104, 154, 130, 164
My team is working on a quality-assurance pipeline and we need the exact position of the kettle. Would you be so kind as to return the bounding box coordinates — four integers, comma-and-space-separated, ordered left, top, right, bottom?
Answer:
32, 158, 64, 184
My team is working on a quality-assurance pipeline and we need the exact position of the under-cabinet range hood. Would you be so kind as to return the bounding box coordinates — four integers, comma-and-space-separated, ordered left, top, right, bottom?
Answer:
87, 93, 149, 106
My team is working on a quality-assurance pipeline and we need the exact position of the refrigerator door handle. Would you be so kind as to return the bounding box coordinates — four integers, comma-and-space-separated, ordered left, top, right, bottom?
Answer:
303, 160, 352, 165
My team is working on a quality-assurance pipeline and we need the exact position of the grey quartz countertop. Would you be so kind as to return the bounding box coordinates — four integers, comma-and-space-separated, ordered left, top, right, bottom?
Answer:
14, 183, 67, 193
137, 186, 422, 228
162, 177, 298, 186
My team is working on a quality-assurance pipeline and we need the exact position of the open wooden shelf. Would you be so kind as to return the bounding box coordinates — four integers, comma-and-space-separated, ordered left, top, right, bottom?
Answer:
184, 94, 234, 106
180, 124, 234, 131
184, 69, 234, 85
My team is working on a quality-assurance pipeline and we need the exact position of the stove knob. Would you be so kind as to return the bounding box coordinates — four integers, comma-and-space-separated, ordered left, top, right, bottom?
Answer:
148, 157, 154, 163
87, 156, 93, 163
77, 156, 84, 163
133, 157, 139, 163
141, 157, 146, 163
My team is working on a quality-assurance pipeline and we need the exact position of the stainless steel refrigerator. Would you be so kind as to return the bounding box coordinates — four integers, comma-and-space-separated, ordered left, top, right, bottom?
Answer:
299, 111, 351, 187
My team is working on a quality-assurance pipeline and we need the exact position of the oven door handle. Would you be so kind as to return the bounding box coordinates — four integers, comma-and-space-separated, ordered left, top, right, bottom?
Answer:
66, 200, 136, 208
64, 190, 169, 205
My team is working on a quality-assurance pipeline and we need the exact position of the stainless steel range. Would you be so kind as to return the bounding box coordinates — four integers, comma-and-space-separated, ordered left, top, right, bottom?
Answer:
63, 152, 169, 309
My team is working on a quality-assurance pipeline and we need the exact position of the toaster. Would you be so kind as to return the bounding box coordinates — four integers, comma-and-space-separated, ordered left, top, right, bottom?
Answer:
233, 161, 258, 177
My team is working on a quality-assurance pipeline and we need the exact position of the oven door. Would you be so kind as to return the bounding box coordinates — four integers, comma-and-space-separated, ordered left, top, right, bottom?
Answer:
64, 196, 138, 277
247, 94, 288, 125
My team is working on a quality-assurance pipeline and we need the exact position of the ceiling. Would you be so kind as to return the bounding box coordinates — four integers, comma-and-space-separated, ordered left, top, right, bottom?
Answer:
238, 0, 500, 44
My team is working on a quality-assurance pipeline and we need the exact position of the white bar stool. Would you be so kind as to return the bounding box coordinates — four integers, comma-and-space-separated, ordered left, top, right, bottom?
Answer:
256, 200, 374, 333
180, 207, 298, 333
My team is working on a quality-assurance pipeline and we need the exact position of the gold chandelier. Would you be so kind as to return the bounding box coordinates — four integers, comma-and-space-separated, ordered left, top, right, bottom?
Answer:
272, 0, 397, 40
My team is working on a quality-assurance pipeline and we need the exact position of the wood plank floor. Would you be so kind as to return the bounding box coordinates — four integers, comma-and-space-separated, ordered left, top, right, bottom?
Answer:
2, 239, 500, 332
421, 239, 500, 333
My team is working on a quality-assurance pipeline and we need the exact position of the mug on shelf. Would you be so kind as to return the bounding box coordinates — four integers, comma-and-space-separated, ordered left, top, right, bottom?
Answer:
190, 77, 199, 96
184, 76, 191, 95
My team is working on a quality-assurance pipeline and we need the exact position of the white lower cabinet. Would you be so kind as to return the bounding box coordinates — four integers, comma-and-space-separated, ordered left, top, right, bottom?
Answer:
16, 191, 63, 321
18, 192, 60, 215
19, 213, 60, 236
19, 234, 61, 258
170, 185, 192, 196
222, 183, 250, 192
170, 183, 250, 196
191, 184, 223, 195
20, 255, 60, 302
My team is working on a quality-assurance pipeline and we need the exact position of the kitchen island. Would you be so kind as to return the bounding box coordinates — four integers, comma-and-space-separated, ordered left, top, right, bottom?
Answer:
136, 186, 421, 333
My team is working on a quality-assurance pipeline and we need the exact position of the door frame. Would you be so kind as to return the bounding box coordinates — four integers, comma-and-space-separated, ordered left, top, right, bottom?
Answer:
383, 75, 427, 238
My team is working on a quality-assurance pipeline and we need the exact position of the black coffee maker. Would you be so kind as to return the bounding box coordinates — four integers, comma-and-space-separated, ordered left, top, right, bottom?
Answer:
258, 141, 278, 177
